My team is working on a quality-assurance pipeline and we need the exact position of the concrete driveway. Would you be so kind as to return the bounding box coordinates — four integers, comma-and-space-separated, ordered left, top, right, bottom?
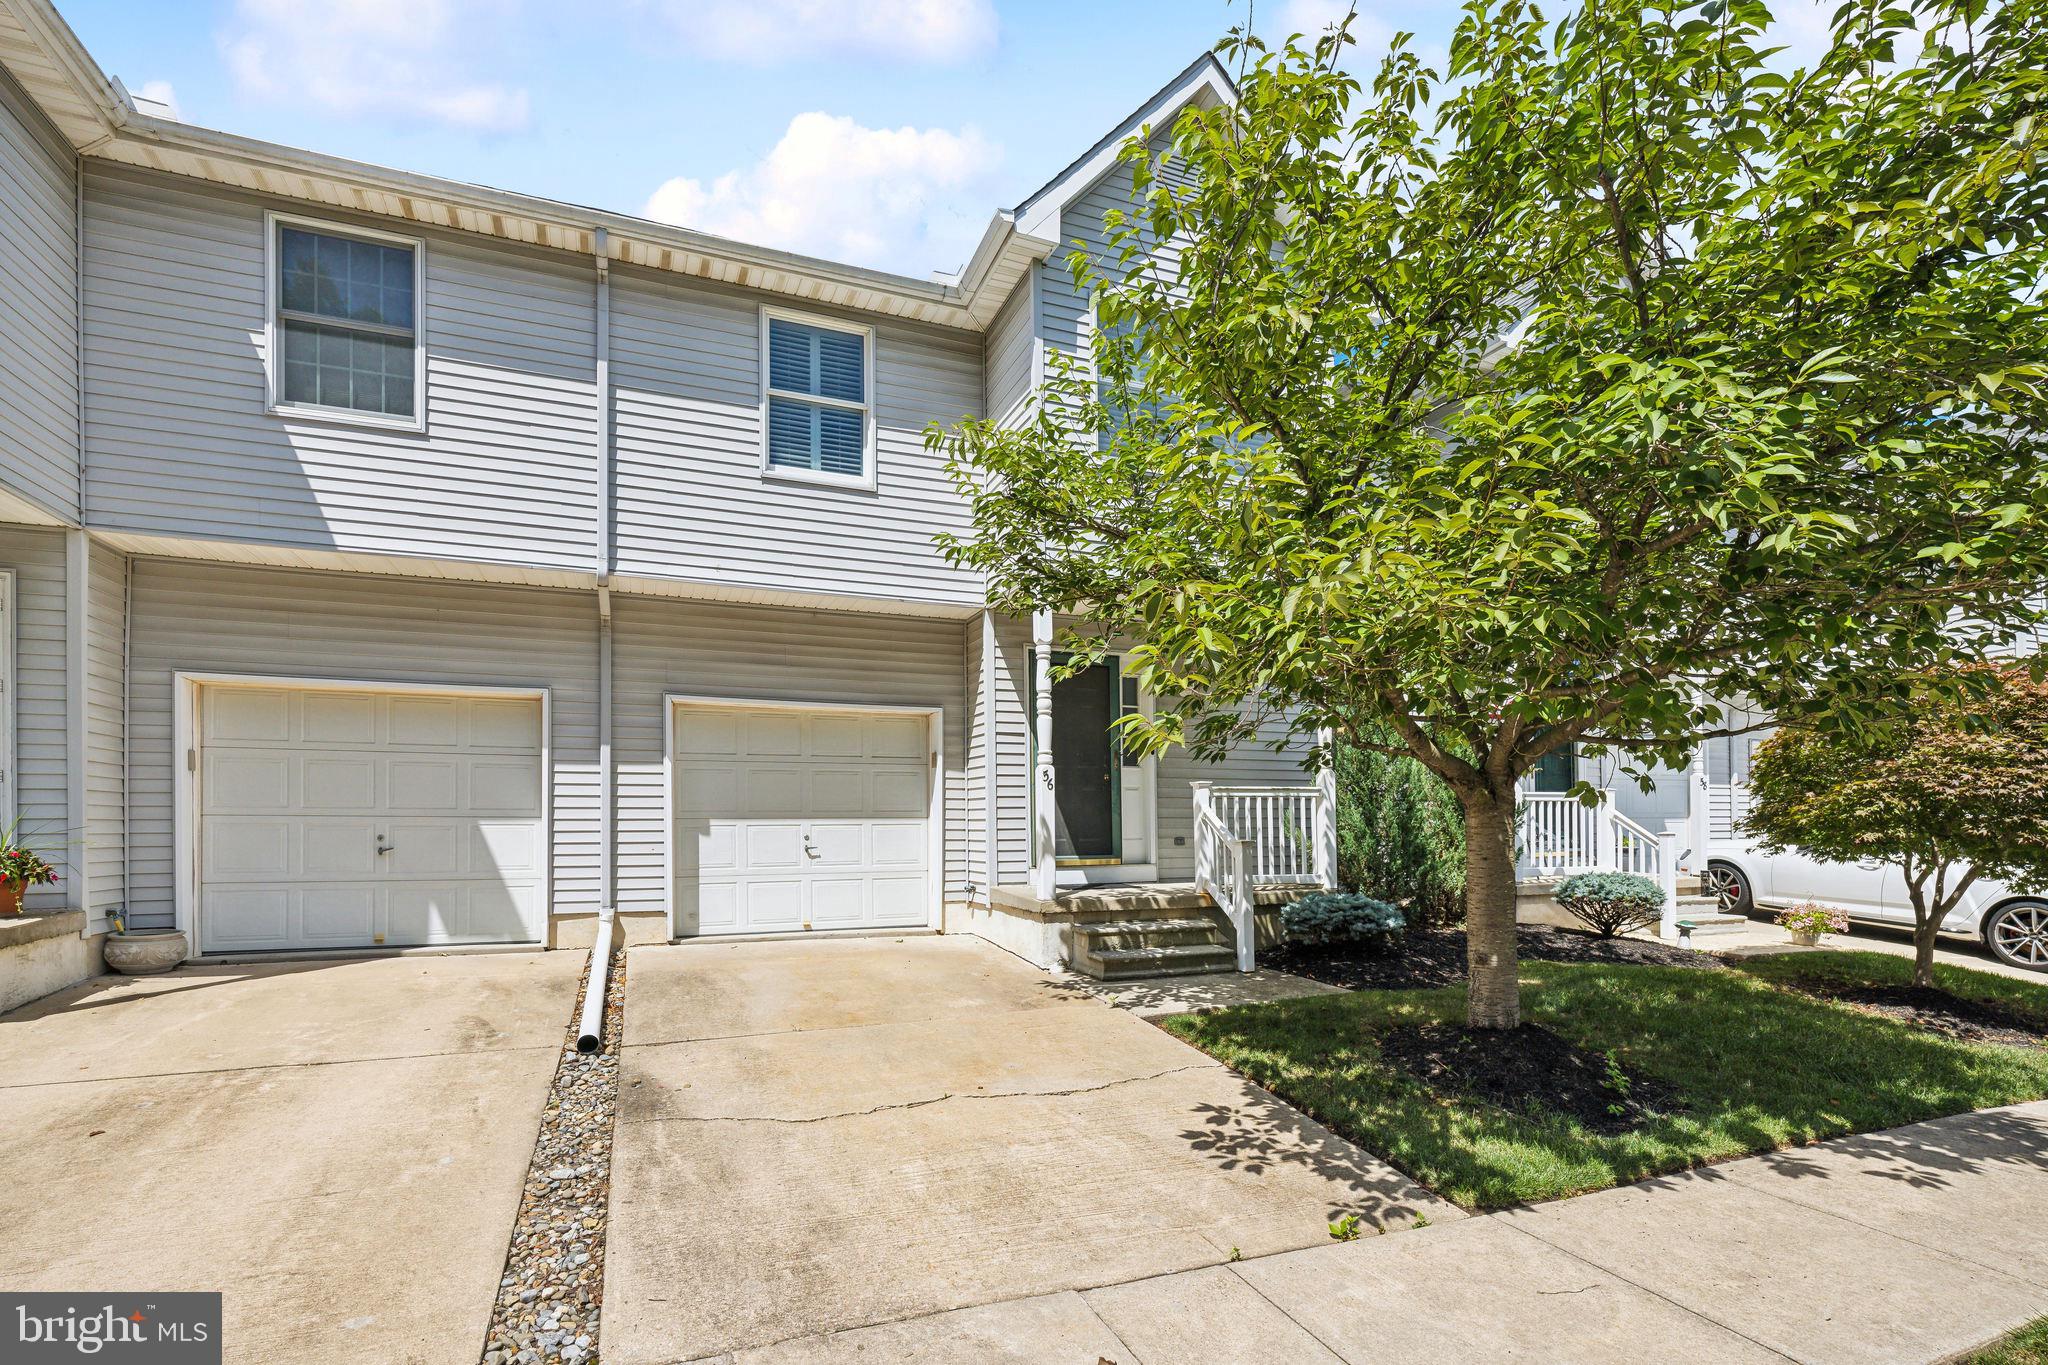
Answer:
0, 952, 582, 1365
604, 936, 1453, 1364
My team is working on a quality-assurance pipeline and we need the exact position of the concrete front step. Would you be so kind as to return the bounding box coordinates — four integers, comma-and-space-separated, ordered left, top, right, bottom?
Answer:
1076, 917, 1230, 954
1083, 942, 1241, 980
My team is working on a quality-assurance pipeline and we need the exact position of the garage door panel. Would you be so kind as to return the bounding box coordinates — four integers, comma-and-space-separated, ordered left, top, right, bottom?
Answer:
809, 879, 867, 924
470, 760, 544, 815
868, 716, 926, 760
302, 692, 378, 744
301, 756, 379, 810
868, 876, 929, 925
671, 702, 933, 938
871, 771, 927, 817
205, 889, 292, 946
384, 822, 464, 877
301, 888, 377, 943
742, 823, 804, 869
871, 822, 925, 867
206, 819, 292, 878
302, 822, 380, 877
207, 752, 291, 810
678, 765, 739, 815
744, 713, 803, 756
199, 685, 545, 952
744, 880, 805, 929
810, 769, 866, 815
206, 688, 291, 743
473, 822, 543, 876
386, 758, 460, 812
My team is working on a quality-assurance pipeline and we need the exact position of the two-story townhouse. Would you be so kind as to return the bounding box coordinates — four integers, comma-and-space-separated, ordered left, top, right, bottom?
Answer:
0, 0, 1334, 1004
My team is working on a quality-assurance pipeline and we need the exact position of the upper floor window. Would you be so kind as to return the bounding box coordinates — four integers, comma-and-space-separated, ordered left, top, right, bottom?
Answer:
268, 214, 424, 428
761, 308, 874, 489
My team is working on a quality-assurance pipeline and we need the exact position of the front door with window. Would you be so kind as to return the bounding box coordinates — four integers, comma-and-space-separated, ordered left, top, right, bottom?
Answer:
1051, 662, 1119, 861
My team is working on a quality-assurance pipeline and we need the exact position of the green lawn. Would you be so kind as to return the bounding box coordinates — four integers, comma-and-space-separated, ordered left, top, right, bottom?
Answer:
1733, 949, 2048, 1020
1971, 1317, 2048, 1365
1161, 953, 2048, 1210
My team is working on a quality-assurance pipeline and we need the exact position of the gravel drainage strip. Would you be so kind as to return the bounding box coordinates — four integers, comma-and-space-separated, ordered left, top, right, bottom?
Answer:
482, 943, 626, 1365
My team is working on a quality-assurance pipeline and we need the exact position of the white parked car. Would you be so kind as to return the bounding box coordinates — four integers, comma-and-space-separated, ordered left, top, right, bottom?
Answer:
1702, 846, 2048, 971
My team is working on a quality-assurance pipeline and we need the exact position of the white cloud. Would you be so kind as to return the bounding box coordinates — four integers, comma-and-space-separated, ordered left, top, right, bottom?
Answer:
643, 113, 1002, 276
654, 0, 997, 65
221, 0, 531, 132
131, 80, 181, 119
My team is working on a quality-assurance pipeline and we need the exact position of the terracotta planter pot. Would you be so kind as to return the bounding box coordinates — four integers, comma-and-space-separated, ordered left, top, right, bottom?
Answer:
104, 929, 189, 975
0, 878, 21, 916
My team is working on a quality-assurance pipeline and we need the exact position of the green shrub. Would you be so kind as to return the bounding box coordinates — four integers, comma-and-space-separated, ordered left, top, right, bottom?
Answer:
1284, 891, 1406, 950
1334, 732, 1466, 928
1554, 872, 1665, 938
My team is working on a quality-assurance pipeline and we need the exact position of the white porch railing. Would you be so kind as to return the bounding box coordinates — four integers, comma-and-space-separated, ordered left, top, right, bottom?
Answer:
1517, 789, 1686, 938
1193, 780, 1337, 972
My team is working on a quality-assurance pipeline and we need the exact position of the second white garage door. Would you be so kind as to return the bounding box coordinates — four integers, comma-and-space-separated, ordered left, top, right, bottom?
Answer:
197, 683, 547, 952
673, 702, 933, 936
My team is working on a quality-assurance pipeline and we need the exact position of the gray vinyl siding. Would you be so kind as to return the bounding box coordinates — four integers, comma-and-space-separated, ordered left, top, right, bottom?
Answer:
123, 560, 600, 930
81, 164, 599, 571
0, 526, 69, 910
0, 68, 78, 522
610, 595, 971, 921
965, 615, 985, 895
609, 268, 983, 606
987, 613, 1032, 886
984, 271, 1037, 429
84, 541, 124, 916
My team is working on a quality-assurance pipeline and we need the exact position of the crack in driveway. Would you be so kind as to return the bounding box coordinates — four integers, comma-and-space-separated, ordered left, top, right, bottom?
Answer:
619, 1061, 1215, 1126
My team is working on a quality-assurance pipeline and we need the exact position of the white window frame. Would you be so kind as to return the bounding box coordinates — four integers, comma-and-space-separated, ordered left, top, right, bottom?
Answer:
264, 210, 428, 433
757, 304, 878, 491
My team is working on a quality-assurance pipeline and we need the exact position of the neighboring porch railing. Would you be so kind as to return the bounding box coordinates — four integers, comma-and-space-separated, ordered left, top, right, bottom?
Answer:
1192, 781, 1337, 972
1517, 789, 1686, 938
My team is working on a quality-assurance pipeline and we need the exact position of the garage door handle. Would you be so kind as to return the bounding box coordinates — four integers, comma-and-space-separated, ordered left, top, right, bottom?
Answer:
376, 839, 395, 856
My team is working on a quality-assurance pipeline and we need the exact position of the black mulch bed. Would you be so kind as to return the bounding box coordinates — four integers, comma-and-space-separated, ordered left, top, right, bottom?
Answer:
1265, 924, 1722, 992
1788, 981, 2048, 1048
1377, 1021, 1681, 1134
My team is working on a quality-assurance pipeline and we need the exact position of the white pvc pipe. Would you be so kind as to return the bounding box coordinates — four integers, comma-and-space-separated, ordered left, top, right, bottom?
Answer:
575, 908, 615, 1054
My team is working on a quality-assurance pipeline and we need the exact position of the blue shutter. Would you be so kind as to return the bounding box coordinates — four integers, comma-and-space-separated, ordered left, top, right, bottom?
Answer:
765, 317, 867, 477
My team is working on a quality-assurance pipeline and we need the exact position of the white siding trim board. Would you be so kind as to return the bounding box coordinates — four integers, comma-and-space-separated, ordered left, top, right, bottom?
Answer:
171, 670, 553, 958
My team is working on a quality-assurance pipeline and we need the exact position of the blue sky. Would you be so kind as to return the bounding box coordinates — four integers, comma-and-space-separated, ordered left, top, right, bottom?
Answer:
52, 0, 1456, 278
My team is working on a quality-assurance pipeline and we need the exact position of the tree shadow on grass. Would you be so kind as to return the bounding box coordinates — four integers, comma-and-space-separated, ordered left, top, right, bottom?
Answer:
1165, 963, 2048, 1209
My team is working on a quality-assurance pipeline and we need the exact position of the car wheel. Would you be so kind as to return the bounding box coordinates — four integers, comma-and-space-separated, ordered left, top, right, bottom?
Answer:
1703, 860, 1756, 917
1984, 901, 2048, 972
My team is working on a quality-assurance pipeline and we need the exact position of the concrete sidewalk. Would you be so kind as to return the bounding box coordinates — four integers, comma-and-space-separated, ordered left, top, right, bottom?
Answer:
715, 1100, 2048, 1364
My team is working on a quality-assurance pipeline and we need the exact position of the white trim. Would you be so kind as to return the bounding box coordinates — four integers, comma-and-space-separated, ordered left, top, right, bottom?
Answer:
65, 531, 88, 920
0, 570, 14, 836
263, 210, 429, 433
757, 304, 878, 492
173, 671, 552, 959
663, 692, 944, 939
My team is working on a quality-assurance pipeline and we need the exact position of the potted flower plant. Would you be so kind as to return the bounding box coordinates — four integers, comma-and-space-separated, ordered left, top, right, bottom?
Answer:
1778, 901, 1849, 947
0, 823, 60, 915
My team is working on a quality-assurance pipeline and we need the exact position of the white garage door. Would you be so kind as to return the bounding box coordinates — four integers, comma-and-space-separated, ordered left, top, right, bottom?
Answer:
198, 685, 546, 952
674, 703, 932, 936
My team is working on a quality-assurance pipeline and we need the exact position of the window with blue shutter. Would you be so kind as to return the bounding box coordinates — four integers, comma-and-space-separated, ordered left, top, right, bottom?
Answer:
763, 314, 871, 482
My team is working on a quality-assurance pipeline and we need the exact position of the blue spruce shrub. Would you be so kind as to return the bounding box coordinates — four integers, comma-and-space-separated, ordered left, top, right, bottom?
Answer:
1282, 892, 1406, 951
1553, 871, 1665, 938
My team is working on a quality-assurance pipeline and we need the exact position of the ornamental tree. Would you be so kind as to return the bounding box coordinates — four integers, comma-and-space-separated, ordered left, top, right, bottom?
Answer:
930, 0, 2048, 1028
1744, 665, 2048, 986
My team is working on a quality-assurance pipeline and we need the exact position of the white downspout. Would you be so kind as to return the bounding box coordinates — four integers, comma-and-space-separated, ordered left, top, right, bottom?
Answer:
1031, 608, 1056, 899
579, 227, 616, 1053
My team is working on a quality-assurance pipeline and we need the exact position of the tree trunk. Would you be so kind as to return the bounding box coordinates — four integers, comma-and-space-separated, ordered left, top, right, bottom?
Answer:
1461, 789, 1521, 1029
1911, 911, 1941, 989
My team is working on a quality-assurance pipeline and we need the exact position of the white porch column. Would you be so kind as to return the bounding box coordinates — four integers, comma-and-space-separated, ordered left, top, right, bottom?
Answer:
1657, 823, 1683, 940
1595, 789, 1618, 871
1314, 727, 1339, 889
1031, 609, 1057, 900
1190, 780, 1214, 890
